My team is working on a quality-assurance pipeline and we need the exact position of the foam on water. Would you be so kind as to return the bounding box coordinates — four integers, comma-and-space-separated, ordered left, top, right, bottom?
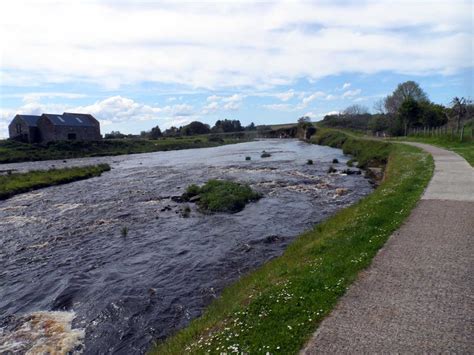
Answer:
0, 311, 84, 354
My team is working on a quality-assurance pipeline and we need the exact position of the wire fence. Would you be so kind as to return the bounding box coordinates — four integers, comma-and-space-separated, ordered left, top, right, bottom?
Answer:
407, 123, 473, 142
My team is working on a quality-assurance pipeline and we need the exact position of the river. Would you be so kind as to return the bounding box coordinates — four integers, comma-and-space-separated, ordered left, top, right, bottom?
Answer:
0, 139, 373, 354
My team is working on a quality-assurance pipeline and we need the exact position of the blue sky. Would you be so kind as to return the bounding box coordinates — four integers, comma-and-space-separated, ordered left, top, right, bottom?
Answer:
0, 1, 472, 137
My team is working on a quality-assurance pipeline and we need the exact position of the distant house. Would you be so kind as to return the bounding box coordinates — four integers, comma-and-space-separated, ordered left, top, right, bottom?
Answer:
8, 115, 41, 143
9, 112, 101, 143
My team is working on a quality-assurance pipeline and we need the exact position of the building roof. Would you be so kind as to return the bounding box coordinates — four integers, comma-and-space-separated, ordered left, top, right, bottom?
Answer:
41, 113, 98, 127
15, 114, 41, 127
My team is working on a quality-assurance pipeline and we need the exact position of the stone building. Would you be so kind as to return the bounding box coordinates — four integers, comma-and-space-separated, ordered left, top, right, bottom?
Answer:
8, 112, 101, 143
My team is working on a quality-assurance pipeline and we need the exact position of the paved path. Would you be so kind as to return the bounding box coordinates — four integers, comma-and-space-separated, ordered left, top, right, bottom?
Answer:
302, 143, 474, 353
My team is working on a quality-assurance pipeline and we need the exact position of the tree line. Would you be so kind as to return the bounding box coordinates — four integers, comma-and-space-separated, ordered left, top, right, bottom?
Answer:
105, 119, 257, 139
320, 81, 473, 136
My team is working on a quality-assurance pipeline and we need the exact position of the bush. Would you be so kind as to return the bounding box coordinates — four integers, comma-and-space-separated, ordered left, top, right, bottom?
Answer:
332, 158, 339, 164
182, 179, 261, 213
245, 156, 251, 161
261, 151, 271, 158
307, 159, 313, 165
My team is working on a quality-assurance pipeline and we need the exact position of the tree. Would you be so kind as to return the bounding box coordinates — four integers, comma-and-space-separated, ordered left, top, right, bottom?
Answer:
212, 119, 244, 133
163, 126, 179, 137
450, 97, 470, 131
373, 98, 386, 114
181, 121, 211, 136
384, 81, 429, 114
297, 116, 314, 139
343, 104, 369, 116
398, 98, 422, 135
419, 102, 446, 128
245, 122, 256, 131
104, 131, 126, 139
297, 116, 312, 127
149, 125, 162, 139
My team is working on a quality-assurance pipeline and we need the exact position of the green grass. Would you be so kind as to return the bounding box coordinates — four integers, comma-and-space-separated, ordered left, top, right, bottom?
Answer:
150, 129, 433, 354
0, 164, 110, 200
391, 135, 474, 167
312, 129, 392, 169
0, 135, 251, 164
183, 179, 261, 213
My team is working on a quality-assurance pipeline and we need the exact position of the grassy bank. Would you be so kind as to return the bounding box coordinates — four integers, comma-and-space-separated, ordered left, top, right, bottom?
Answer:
150, 129, 433, 354
0, 164, 110, 200
391, 136, 473, 166
0, 135, 251, 164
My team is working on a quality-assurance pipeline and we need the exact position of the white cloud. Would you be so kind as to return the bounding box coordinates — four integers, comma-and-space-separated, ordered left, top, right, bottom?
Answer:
202, 94, 244, 112
342, 89, 362, 98
202, 101, 219, 114
206, 95, 221, 102
342, 83, 351, 90
301, 91, 326, 107
302, 110, 340, 121
0, 1, 471, 89
275, 90, 295, 101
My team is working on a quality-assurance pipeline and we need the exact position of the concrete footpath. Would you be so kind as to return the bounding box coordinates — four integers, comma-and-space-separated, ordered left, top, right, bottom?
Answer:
302, 143, 474, 353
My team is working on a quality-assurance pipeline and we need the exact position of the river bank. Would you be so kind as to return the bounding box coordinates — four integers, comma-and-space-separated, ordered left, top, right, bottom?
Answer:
151, 130, 433, 354
0, 135, 250, 164
0, 164, 110, 200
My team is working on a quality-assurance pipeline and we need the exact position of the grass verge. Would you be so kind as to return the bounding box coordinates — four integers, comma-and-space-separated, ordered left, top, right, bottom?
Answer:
0, 135, 251, 164
390, 136, 473, 167
0, 164, 110, 200
150, 129, 433, 354
183, 179, 261, 213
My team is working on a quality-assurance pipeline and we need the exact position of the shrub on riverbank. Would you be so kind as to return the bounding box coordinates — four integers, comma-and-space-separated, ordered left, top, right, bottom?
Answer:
182, 179, 261, 213
0, 164, 110, 200
151, 130, 433, 354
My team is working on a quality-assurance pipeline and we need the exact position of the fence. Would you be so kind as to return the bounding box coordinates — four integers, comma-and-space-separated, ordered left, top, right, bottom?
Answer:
407, 123, 473, 142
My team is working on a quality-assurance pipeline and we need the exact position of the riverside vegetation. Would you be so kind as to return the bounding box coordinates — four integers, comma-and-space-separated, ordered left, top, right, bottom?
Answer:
182, 179, 262, 213
151, 128, 433, 354
0, 164, 110, 200
0, 135, 248, 164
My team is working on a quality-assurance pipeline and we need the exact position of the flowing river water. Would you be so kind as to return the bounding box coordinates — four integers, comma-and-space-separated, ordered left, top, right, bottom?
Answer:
0, 139, 373, 354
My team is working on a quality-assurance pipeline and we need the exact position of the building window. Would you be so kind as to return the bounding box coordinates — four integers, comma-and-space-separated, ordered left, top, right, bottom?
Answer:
68, 133, 77, 140
16, 124, 22, 134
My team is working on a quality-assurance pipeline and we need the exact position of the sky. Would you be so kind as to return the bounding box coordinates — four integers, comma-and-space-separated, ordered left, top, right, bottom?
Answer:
0, 0, 472, 138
